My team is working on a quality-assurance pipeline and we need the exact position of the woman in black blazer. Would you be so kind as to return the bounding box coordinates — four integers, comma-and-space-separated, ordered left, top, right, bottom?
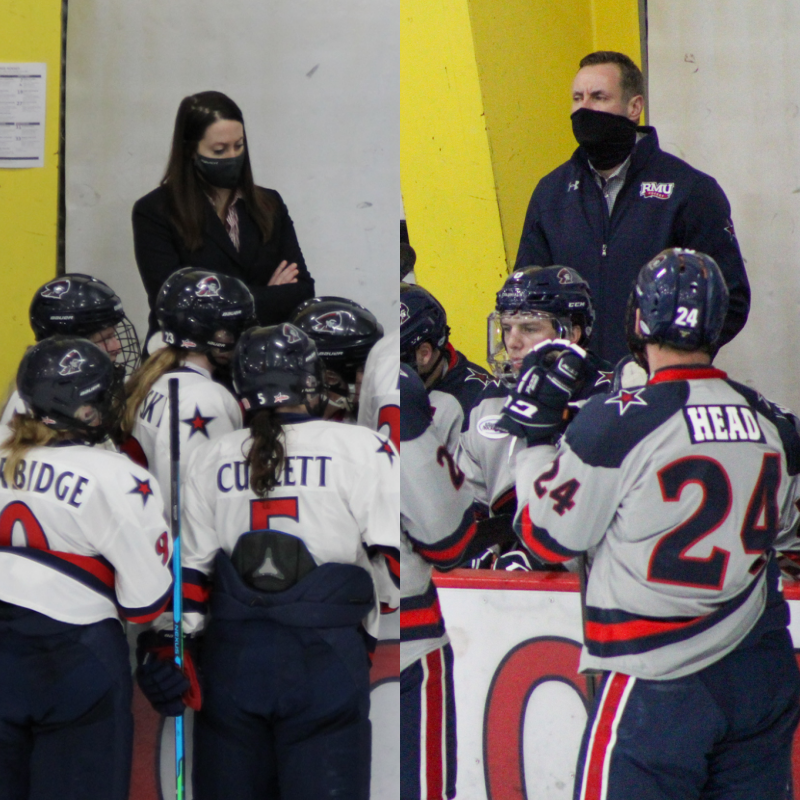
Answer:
132, 91, 314, 344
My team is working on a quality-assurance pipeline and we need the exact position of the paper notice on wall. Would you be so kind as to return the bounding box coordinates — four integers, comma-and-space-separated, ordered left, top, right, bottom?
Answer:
0, 63, 46, 168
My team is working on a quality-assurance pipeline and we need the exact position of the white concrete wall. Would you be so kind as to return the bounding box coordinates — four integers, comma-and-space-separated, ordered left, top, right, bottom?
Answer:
649, 1, 800, 408
64, 0, 400, 342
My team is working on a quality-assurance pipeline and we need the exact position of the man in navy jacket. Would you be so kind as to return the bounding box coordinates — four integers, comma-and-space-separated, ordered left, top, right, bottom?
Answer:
515, 51, 750, 364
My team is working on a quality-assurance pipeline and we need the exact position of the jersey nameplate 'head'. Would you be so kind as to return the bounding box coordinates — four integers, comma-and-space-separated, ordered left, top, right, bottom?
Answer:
635, 248, 729, 352
496, 266, 595, 346
399, 283, 450, 366
156, 267, 256, 354
291, 296, 383, 383
17, 335, 122, 443
232, 323, 327, 417
29, 273, 141, 378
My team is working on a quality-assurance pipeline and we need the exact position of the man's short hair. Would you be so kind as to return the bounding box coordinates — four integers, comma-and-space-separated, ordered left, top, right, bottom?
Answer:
579, 51, 644, 102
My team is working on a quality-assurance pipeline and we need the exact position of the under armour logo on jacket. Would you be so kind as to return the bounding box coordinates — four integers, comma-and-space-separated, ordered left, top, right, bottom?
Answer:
568, 180, 580, 192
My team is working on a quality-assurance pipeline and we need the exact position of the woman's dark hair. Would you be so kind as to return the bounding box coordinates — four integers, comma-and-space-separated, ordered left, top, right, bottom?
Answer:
162, 90, 278, 251
246, 408, 286, 496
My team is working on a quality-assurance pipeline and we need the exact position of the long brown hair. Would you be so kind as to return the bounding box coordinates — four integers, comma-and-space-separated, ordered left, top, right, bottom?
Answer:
2, 415, 71, 487
245, 409, 287, 497
120, 347, 183, 436
162, 91, 278, 251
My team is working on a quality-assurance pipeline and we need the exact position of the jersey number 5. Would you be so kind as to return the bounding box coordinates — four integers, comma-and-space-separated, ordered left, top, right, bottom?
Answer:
649, 454, 780, 590
251, 497, 299, 531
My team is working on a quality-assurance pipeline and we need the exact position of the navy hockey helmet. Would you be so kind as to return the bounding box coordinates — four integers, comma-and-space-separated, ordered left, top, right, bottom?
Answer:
17, 336, 123, 443
30, 273, 141, 378
400, 283, 450, 366
635, 248, 729, 351
156, 268, 256, 354
495, 266, 594, 344
291, 296, 383, 384
232, 323, 327, 416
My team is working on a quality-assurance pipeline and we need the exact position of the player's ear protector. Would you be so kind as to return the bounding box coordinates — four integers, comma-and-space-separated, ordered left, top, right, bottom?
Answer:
231, 530, 317, 593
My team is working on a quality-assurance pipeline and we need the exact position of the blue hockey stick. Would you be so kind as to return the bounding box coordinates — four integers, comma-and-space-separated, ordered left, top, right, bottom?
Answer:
168, 378, 185, 800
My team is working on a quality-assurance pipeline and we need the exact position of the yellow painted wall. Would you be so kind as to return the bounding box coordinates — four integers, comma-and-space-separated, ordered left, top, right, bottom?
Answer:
0, 0, 62, 392
401, 0, 642, 367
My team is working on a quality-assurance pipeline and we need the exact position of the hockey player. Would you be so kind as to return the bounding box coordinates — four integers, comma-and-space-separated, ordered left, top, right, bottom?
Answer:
0, 273, 141, 427
505, 249, 800, 799
400, 282, 491, 451
358, 326, 400, 448
400, 364, 476, 800
139, 323, 399, 799
120, 267, 255, 497
457, 266, 612, 569
0, 336, 172, 800
291, 295, 384, 422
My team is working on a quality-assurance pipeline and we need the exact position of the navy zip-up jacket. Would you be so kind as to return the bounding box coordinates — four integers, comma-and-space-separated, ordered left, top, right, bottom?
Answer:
515, 127, 750, 364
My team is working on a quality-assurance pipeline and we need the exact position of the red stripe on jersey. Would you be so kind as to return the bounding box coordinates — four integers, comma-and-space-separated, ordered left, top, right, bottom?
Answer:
50, 551, 115, 588
415, 521, 476, 565
123, 592, 171, 624
585, 614, 702, 644
581, 673, 632, 800
648, 367, 727, 385
519, 506, 572, 563
400, 597, 443, 630
183, 582, 211, 604
424, 648, 445, 799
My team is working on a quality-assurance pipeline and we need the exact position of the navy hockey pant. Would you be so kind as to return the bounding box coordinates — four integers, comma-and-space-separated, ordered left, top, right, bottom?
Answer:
193, 617, 372, 799
573, 627, 800, 800
0, 616, 132, 800
401, 643, 457, 800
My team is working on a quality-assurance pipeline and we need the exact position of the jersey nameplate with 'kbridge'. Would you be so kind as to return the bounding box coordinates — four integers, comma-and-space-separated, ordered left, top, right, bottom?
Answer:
682, 405, 765, 444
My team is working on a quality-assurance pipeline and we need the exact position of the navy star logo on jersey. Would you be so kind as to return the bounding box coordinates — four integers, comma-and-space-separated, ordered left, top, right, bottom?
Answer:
374, 435, 396, 465
182, 405, 215, 439
593, 370, 614, 388
464, 367, 491, 387
606, 388, 648, 416
129, 475, 154, 506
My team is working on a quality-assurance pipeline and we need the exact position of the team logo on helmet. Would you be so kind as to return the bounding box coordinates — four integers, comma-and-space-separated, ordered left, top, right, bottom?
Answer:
557, 268, 573, 285
274, 393, 290, 404
400, 303, 409, 325
311, 312, 345, 334
282, 324, 301, 344
195, 276, 221, 297
58, 349, 85, 376
41, 279, 71, 300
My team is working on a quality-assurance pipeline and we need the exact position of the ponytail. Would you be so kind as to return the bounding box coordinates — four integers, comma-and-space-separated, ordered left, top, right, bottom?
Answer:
2, 415, 71, 487
246, 408, 286, 496
120, 347, 183, 436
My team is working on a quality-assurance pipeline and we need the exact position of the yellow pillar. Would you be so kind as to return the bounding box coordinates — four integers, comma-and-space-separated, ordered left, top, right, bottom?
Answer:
401, 0, 642, 367
0, 0, 62, 391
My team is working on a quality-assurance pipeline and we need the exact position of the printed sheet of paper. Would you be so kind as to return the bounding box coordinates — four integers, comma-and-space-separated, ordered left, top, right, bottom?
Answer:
0, 63, 46, 168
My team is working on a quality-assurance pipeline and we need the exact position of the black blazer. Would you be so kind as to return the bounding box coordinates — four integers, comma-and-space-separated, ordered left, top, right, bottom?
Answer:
132, 185, 315, 339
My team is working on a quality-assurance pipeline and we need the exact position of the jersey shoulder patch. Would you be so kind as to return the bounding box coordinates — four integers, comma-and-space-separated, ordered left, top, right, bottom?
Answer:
565, 380, 690, 468
725, 379, 800, 476
400, 364, 432, 442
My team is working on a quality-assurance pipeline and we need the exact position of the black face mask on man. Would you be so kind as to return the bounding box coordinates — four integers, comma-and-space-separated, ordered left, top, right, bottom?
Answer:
571, 108, 637, 171
195, 151, 246, 189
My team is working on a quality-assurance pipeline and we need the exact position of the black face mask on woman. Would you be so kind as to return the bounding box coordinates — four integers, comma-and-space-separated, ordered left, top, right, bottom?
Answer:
195, 151, 246, 189
571, 107, 637, 171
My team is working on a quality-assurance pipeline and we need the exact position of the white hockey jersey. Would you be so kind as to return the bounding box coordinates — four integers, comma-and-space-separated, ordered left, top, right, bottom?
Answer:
401, 365, 475, 671
514, 366, 800, 680
130, 363, 242, 500
181, 418, 399, 638
0, 443, 172, 625
456, 382, 524, 515
358, 327, 400, 449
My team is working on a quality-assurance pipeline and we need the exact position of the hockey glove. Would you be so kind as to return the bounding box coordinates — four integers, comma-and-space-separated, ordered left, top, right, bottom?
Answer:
498, 339, 587, 446
135, 629, 202, 716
